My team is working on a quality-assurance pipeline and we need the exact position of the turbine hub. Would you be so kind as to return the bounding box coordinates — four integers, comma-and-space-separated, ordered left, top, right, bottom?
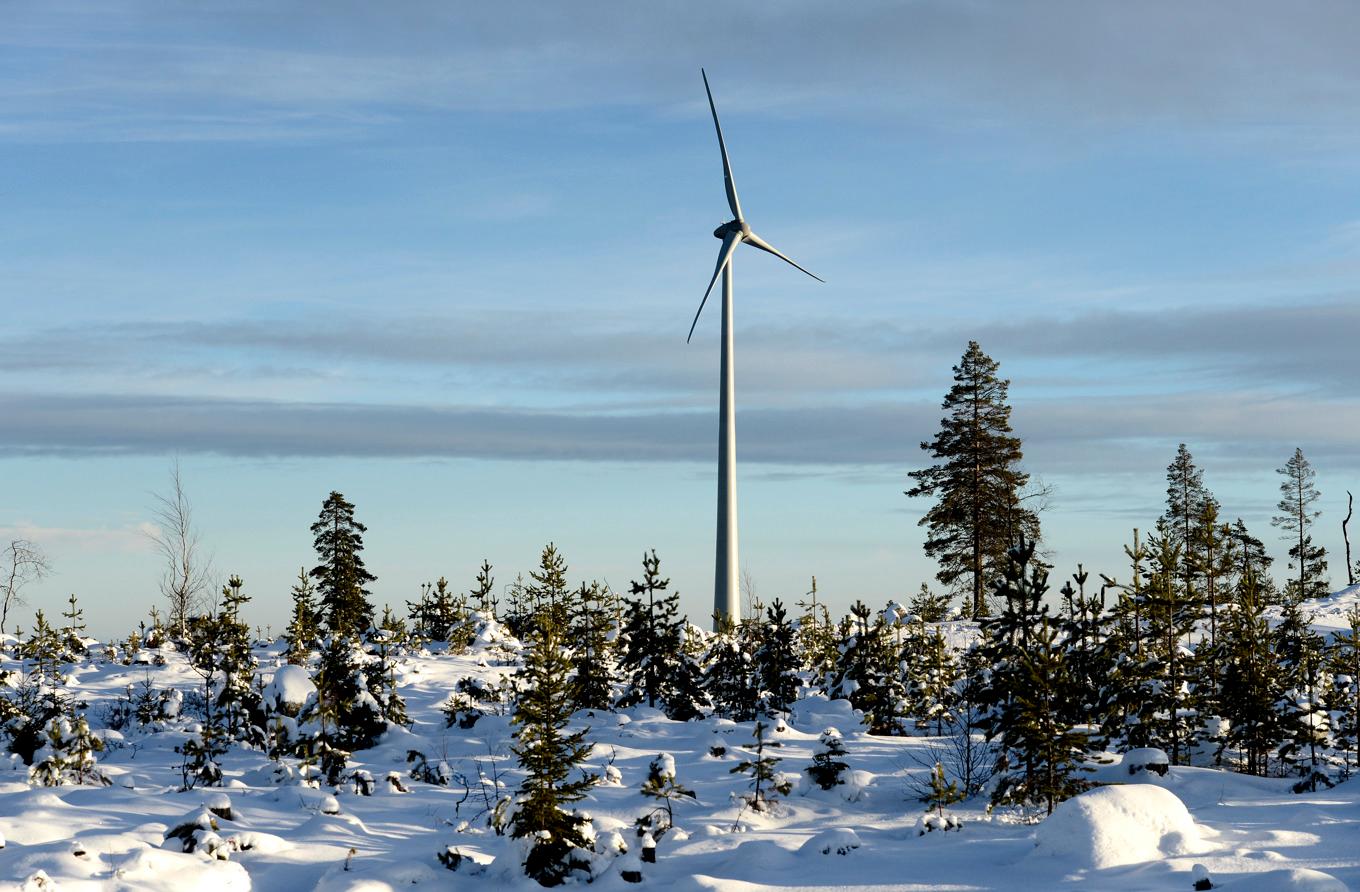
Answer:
713, 219, 748, 239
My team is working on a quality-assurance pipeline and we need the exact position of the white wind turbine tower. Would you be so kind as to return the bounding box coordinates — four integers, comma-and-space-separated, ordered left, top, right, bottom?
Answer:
688, 69, 823, 630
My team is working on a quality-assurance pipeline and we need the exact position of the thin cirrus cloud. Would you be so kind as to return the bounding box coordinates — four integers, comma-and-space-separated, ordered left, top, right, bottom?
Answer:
2, 387, 1357, 475
7, 2, 1360, 144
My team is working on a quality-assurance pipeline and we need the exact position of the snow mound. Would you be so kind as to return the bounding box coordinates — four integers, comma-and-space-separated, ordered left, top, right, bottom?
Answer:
263, 664, 315, 713
799, 827, 861, 856
1226, 868, 1348, 892
794, 826, 859, 853
1034, 784, 1204, 869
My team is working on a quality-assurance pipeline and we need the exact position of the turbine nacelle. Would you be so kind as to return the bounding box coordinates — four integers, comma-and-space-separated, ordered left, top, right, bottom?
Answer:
713, 220, 748, 240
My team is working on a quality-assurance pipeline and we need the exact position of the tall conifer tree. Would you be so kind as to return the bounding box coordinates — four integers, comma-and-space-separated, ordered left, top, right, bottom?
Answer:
1273, 448, 1329, 601
310, 491, 376, 638
907, 341, 1038, 617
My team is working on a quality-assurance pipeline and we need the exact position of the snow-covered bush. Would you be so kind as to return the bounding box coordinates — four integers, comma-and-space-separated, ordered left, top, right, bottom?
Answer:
805, 728, 850, 790
29, 715, 108, 786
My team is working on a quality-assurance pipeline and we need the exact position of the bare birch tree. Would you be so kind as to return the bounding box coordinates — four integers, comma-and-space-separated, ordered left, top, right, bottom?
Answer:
148, 461, 212, 639
1, 539, 51, 636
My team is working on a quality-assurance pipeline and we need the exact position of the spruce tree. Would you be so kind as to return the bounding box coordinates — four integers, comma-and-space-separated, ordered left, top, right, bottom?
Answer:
617, 550, 707, 719
1273, 448, 1329, 601
805, 727, 850, 790
570, 581, 617, 713
1329, 606, 1360, 779
752, 599, 801, 716
638, 753, 696, 838
216, 575, 262, 742
730, 720, 786, 812
907, 341, 1038, 617
310, 491, 376, 638
471, 559, 497, 615
527, 542, 572, 633
1161, 444, 1216, 610
284, 567, 321, 665
978, 536, 1090, 811
509, 616, 599, 886
703, 615, 758, 722
830, 602, 905, 735
1217, 569, 1285, 776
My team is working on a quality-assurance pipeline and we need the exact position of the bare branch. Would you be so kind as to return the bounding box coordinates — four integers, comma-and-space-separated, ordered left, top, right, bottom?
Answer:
146, 460, 212, 638
1, 539, 52, 637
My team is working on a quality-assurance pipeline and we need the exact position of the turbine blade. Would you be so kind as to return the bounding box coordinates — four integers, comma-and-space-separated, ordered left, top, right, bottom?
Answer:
743, 230, 824, 283
702, 69, 743, 222
688, 230, 743, 343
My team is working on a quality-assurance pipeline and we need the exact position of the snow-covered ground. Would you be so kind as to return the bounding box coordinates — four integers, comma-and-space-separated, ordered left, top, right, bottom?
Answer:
3, 625, 1360, 891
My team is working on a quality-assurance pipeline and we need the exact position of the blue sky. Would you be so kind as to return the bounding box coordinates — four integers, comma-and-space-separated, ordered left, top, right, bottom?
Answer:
6, 1, 1360, 636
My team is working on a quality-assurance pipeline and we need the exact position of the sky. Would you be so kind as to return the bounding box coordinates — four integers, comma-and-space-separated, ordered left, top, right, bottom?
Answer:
6, 1, 1360, 637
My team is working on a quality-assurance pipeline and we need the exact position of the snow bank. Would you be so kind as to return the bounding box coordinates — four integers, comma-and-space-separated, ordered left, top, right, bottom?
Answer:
799, 828, 861, 856
1033, 784, 1204, 869
1226, 868, 1348, 891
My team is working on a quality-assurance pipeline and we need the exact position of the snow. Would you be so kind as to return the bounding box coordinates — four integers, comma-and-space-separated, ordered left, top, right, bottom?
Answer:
4, 632, 1360, 890
1034, 783, 1206, 869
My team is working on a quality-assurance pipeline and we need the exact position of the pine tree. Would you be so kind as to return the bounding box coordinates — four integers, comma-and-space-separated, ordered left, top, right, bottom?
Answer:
30, 715, 108, 787
527, 542, 572, 633
1273, 448, 1329, 601
830, 602, 905, 735
509, 616, 599, 886
637, 753, 696, 838
366, 608, 410, 729
1140, 528, 1202, 764
905, 622, 960, 735
752, 599, 801, 716
471, 559, 497, 615
1329, 606, 1360, 779
1229, 518, 1278, 604
1217, 569, 1285, 776
215, 575, 262, 742
284, 567, 321, 665
730, 720, 786, 812
307, 635, 386, 754
704, 615, 758, 722
1274, 596, 1331, 791
310, 491, 377, 638
618, 550, 708, 719
1161, 444, 1216, 610
59, 593, 87, 658
979, 536, 1090, 812
570, 581, 617, 713
907, 341, 1038, 617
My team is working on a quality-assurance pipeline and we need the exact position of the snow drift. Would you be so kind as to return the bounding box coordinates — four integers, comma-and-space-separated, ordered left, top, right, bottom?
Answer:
1034, 784, 1205, 869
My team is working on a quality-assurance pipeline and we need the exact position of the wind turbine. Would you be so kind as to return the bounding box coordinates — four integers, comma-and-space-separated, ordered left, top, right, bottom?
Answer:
688, 69, 822, 631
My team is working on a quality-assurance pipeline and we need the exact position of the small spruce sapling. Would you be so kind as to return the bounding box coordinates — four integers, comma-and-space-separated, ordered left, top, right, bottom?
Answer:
805, 727, 850, 790
731, 720, 789, 813
637, 753, 696, 840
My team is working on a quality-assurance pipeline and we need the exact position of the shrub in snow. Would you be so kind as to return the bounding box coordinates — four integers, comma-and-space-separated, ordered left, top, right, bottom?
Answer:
165, 808, 233, 858
731, 720, 789, 813
804, 728, 850, 790
915, 813, 963, 835
205, 792, 234, 821
637, 752, 696, 841
175, 723, 226, 790
407, 749, 453, 786
918, 761, 965, 818
263, 664, 316, 718
1033, 784, 1204, 869
1123, 747, 1170, 777
29, 715, 109, 787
